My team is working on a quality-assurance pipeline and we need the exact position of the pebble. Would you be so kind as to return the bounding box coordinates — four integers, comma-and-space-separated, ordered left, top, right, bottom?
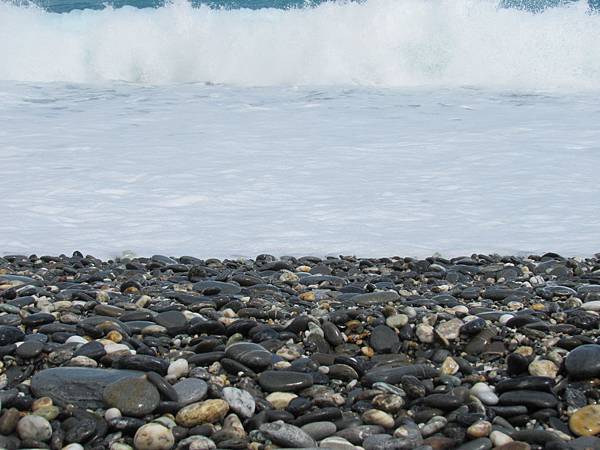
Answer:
259, 420, 317, 448
176, 399, 229, 427
490, 430, 514, 447
222, 387, 256, 418
258, 370, 313, 392
134, 423, 175, 450
103, 376, 160, 417
167, 359, 189, 379
470, 383, 499, 405
266, 392, 298, 409
467, 420, 492, 438
301, 421, 337, 440
173, 378, 208, 405
569, 405, 600, 436
362, 409, 395, 428
529, 359, 559, 378
565, 345, 600, 380
16, 415, 52, 442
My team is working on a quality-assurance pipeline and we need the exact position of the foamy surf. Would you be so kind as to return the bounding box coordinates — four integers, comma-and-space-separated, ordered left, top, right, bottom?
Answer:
1, 0, 599, 86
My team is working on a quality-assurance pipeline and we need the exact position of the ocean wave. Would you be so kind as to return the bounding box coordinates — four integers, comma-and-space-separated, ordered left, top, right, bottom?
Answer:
1, 0, 600, 86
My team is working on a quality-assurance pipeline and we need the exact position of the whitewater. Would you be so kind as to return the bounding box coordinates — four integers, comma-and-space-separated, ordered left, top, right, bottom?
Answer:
1, 0, 600, 259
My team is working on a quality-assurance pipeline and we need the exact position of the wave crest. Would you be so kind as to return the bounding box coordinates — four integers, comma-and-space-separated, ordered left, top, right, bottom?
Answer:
1, 0, 600, 86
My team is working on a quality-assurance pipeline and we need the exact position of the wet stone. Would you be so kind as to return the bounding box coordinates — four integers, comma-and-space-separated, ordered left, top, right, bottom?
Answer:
31, 367, 144, 408
258, 370, 313, 392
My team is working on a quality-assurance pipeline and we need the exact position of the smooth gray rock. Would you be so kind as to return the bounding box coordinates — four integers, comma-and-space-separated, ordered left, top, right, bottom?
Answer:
301, 421, 337, 440
565, 344, 600, 380
173, 378, 208, 405
353, 291, 399, 306
260, 421, 317, 448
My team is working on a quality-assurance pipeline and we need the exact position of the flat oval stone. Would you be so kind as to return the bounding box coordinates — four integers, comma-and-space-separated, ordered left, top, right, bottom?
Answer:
258, 371, 313, 392
193, 281, 241, 295
173, 378, 208, 405
570, 405, 600, 436
498, 390, 558, 410
112, 354, 169, 375
495, 376, 554, 394
301, 421, 337, 440
353, 291, 399, 306
565, 345, 600, 380
363, 365, 439, 385
225, 342, 272, 370
0, 326, 25, 346
103, 376, 160, 417
31, 367, 144, 408
15, 340, 44, 358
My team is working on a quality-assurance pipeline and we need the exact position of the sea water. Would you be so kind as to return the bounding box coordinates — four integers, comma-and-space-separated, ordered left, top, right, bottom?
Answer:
1, 0, 600, 258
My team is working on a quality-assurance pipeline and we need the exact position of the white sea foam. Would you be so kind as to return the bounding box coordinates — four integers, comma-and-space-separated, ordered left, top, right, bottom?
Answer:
1, 0, 600, 86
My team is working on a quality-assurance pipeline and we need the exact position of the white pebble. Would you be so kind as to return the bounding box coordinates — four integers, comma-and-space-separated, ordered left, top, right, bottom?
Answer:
582, 301, 600, 311
490, 430, 513, 447
66, 335, 88, 345
104, 343, 132, 354
470, 382, 498, 405
105, 408, 122, 421
167, 359, 189, 379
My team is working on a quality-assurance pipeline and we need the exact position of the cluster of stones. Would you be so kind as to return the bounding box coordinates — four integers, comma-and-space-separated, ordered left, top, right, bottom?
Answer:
1, 252, 600, 450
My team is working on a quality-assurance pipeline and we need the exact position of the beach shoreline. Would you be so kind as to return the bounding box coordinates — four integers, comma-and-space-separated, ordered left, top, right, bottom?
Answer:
1, 252, 600, 449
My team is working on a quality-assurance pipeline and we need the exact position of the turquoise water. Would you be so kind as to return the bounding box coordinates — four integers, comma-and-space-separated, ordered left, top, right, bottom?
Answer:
15, 0, 600, 13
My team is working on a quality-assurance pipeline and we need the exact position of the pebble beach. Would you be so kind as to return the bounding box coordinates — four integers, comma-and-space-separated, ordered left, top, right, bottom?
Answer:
1, 252, 600, 450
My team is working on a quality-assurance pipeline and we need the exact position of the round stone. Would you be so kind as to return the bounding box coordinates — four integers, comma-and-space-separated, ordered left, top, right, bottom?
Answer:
17, 415, 52, 442
570, 405, 600, 436
176, 399, 229, 427
134, 423, 175, 450
565, 345, 600, 380
103, 377, 160, 417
